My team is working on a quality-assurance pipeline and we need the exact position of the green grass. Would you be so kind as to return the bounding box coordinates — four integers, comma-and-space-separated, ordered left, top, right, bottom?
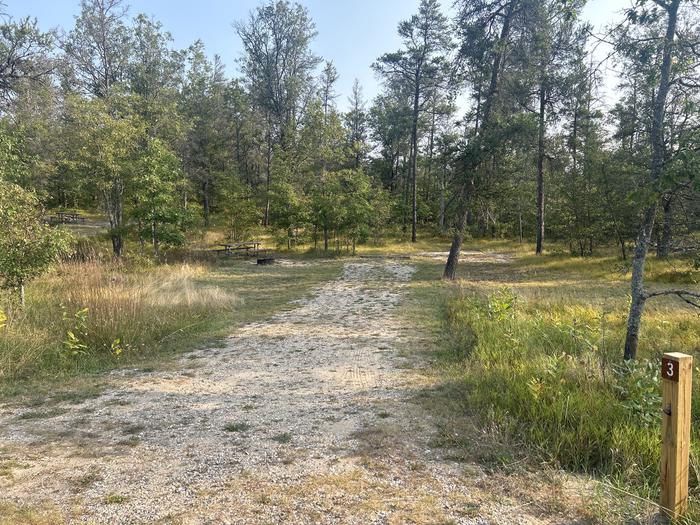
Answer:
103, 493, 127, 504
271, 432, 292, 444
223, 421, 251, 433
404, 240, 700, 523
0, 253, 343, 401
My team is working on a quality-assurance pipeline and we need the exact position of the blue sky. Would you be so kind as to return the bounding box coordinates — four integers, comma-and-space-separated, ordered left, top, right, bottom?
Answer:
7, 0, 630, 110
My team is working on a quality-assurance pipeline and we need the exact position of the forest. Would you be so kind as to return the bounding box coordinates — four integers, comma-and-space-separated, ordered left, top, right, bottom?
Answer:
1, 0, 700, 523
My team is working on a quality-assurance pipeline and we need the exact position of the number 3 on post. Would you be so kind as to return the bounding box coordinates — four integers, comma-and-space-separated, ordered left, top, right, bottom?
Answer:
662, 357, 679, 382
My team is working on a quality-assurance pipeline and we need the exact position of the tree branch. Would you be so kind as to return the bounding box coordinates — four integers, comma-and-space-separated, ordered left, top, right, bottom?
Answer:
644, 289, 700, 309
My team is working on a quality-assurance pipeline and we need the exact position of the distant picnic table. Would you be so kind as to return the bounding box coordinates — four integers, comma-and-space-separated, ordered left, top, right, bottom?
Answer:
214, 241, 262, 257
47, 212, 86, 225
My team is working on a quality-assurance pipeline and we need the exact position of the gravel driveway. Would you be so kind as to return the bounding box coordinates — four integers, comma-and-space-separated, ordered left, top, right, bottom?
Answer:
0, 260, 577, 524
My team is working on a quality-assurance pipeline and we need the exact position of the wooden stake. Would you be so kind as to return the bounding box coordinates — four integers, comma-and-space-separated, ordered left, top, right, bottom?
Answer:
660, 351, 693, 522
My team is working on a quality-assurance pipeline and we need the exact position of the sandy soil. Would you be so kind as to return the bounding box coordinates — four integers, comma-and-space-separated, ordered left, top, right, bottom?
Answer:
0, 260, 586, 524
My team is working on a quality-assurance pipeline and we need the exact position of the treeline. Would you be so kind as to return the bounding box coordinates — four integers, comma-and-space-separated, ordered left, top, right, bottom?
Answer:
1, 0, 699, 271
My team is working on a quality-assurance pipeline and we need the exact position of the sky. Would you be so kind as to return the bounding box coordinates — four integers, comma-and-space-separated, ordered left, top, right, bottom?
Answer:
7, 0, 632, 111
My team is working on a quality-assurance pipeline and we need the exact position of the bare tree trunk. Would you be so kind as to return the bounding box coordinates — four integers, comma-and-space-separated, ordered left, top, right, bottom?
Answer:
624, 0, 679, 360
19, 282, 25, 308
105, 181, 124, 258
151, 221, 158, 257
263, 126, 272, 227
618, 232, 627, 261
202, 179, 210, 228
439, 161, 446, 232
443, 208, 469, 280
624, 205, 657, 360
519, 211, 523, 244
410, 78, 420, 243
535, 81, 546, 255
657, 194, 673, 258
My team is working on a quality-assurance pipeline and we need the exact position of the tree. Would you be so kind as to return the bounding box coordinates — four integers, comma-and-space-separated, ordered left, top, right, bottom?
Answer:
62, 0, 131, 98
130, 136, 187, 256
0, 181, 68, 305
523, 0, 586, 254
373, 0, 454, 242
63, 93, 143, 256
235, 1, 320, 225
344, 79, 368, 169
618, 0, 699, 360
0, 14, 54, 104
179, 42, 228, 227
444, 0, 519, 279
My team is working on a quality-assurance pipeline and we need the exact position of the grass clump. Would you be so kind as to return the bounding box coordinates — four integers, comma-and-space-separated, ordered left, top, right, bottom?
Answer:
103, 493, 127, 504
223, 421, 250, 433
272, 432, 292, 444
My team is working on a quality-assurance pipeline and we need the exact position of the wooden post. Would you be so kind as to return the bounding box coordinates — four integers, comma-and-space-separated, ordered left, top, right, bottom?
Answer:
660, 351, 693, 522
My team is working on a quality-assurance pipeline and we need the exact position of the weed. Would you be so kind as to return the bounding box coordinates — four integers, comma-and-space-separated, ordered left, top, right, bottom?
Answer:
271, 432, 292, 444
223, 422, 251, 433
104, 493, 127, 504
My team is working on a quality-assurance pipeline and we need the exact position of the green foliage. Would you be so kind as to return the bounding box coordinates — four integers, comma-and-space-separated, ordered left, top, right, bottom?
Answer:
131, 136, 189, 252
0, 123, 32, 184
611, 360, 661, 427
0, 181, 69, 300
61, 307, 89, 357
219, 178, 260, 242
440, 286, 694, 495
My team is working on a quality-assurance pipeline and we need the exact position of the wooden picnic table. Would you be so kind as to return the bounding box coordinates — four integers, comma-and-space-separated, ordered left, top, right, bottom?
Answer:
56, 212, 86, 224
214, 241, 262, 256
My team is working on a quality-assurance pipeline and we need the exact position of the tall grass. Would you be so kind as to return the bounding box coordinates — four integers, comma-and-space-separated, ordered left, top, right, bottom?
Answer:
430, 250, 700, 519
0, 260, 238, 382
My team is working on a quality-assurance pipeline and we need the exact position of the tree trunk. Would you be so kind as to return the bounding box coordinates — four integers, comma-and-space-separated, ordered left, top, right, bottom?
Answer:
439, 162, 446, 232
263, 127, 272, 227
657, 194, 673, 258
624, 205, 657, 360
151, 221, 158, 257
624, 0, 679, 360
618, 232, 627, 261
443, 209, 469, 280
535, 81, 546, 255
410, 78, 420, 243
202, 179, 210, 228
105, 182, 124, 258
19, 282, 25, 308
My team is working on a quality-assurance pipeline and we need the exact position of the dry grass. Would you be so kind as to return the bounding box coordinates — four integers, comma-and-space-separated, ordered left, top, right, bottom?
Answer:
0, 502, 63, 525
0, 260, 238, 383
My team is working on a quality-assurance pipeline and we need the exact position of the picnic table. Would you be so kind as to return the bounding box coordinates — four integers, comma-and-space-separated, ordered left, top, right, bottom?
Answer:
214, 241, 262, 257
46, 212, 86, 225
56, 212, 86, 224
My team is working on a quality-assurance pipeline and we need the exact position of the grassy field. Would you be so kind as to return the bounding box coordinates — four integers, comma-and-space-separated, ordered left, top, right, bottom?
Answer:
403, 239, 700, 523
0, 253, 343, 401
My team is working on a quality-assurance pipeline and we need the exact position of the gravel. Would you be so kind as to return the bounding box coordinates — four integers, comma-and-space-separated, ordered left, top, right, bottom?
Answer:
0, 260, 575, 524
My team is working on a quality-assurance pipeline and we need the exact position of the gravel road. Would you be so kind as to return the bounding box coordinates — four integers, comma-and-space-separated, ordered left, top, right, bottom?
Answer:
0, 260, 581, 524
